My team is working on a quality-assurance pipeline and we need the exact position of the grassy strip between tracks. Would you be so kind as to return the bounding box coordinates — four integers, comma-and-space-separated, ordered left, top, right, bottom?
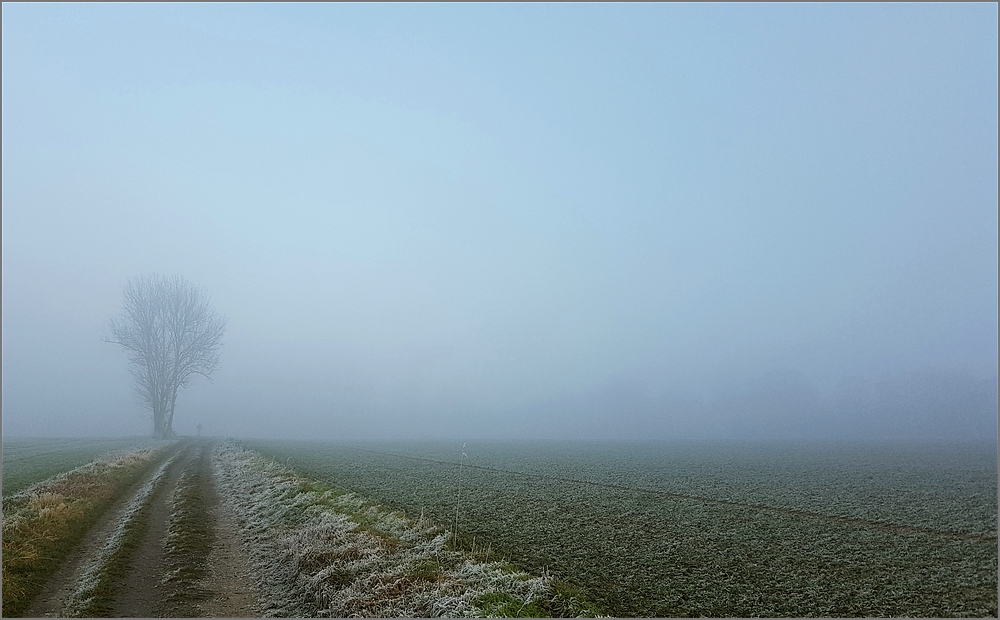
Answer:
159, 448, 216, 616
215, 441, 603, 617
1, 443, 177, 617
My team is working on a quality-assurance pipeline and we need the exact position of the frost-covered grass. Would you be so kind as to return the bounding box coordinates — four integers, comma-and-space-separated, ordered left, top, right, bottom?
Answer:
1, 442, 175, 617
213, 442, 601, 617
61, 448, 183, 617
247, 439, 998, 617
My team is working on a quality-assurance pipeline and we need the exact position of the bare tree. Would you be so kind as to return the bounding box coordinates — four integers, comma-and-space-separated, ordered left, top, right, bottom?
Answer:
105, 274, 226, 438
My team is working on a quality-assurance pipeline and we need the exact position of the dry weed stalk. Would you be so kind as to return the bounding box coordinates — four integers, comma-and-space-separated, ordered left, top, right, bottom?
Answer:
453, 442, 467, 546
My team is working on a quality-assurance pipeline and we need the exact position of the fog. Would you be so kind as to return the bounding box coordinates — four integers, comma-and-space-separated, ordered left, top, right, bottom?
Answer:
3, 4, 997, 442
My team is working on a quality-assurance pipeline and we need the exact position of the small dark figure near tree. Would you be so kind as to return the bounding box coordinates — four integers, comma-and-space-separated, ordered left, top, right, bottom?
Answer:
106, 274, 226, 438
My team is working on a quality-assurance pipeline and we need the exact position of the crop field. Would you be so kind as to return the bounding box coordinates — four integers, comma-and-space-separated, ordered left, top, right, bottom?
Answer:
2, 437, 169, 495
247, 439, 998, 618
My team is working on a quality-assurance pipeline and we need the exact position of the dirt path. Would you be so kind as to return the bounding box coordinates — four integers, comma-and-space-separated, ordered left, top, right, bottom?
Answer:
111, 444, 197, 617
24, 439, 263, 618
24, 444, 188, 618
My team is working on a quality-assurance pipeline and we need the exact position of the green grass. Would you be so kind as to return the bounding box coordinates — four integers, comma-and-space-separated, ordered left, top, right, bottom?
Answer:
475, 592, 546, 617
246, 439, 997, 618
474, 580, 603, 618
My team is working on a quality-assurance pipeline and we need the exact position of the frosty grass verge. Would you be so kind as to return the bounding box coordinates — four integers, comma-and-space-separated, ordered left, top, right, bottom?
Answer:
214, 441, 590, 617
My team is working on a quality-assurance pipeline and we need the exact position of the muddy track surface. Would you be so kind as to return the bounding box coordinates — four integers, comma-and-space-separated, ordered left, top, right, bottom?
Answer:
24, 439, 263, 618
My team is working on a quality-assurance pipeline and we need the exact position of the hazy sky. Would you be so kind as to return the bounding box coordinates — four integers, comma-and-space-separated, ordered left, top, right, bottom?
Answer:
3, 4, 997, 441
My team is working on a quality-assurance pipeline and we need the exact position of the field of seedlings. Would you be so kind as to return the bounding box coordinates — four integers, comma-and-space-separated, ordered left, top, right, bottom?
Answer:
2, 437, 168, 495
247, 439, 998, 618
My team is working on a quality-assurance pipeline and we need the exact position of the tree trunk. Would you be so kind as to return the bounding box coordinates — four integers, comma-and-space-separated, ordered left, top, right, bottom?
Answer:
152, 405, 165, 438
165, 389, 178, 438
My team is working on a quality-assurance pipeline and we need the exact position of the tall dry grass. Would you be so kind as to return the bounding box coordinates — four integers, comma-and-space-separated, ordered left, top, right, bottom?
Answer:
453, 442, 467, 547
1, 444, 174, 617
